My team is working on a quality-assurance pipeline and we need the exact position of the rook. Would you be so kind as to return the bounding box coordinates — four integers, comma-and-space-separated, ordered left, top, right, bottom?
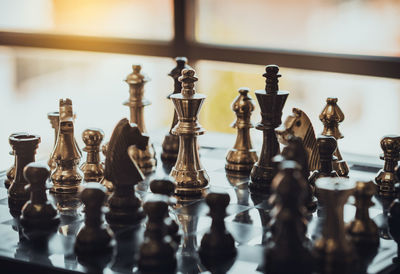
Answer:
80, 128, 105, 182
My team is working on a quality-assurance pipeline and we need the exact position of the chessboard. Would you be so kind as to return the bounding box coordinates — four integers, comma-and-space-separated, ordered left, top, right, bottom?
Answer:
0, 142, 399, 274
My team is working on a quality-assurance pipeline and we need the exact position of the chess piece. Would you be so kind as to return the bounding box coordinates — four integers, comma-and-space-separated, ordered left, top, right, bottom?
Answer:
250, 65, 289, 193
20, 163, 60, 233
308, 135, 339, 188
169, 68, 209, 197
139, 197, 177, 273
8, 133, 41, 217
100, 142, 113, 192
5, 132, 28, 189
105, 118, 148, 230
80, 128, 105, 182
225, 87, 258, 173
124, 65, 157, 174
320, 97, 349, 177
375, 135, 400, 196
389, 183, 400, 263
312, 177, 356, 274
346, 180, 379, 271
50, 99, 82, 193
198, 192, 237, 273
75, 183, 114, 256
47, 111, 59, 170
265, 161, 313, 274
150, 177, 181, 247
161, 57, 190, 163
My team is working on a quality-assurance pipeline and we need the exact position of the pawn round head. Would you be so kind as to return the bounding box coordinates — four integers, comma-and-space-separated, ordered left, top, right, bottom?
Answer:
317, 135, 337, 158
380, 135, 400, 155
23, 162, 50, 186
82, 128, 104, 146
206, 192, 230, 211
80, 183, 107, 208
354, 180, 376, 198
150, 177, 175, 196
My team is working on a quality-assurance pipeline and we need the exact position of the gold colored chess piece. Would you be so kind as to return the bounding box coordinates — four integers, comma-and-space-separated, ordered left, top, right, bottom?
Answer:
124, 65, 157, 174
161, 57, 190, 163
50, 99, 82, 193
100, 142, 113, 193
47, 112, 60, 170
80, 128, 105, 182
320, 97, 349, 177
169, 68, 209, 197
225, 88, 258, 173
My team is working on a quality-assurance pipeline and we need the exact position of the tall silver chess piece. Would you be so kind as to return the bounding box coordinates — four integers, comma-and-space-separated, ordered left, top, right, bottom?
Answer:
169, 68, 209, 197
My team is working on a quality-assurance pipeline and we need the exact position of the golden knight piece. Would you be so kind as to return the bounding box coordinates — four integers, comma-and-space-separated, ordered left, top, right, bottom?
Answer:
80, 128, 105, 182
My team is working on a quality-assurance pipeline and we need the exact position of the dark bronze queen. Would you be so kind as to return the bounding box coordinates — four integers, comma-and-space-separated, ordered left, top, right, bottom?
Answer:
249, 65, 289, 193
169, 68, 209, 196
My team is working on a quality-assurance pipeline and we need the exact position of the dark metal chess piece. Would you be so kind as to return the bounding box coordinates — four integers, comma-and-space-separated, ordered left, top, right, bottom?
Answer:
225, 87, 258, 174
198, 192, 237, 274
161, 57, 190, 163
75, 183, 114, 269
312, 177, 356, 274
389, 183, 400, 263
139, 197, 177, 273
50, 99, 82, 194
47, 111, 59, 170
320, 97, 349, 177
5, 132, 28, 189
105, 118, 148, 230
169, 68, 209, 197
250, 65, 289, 193
308, 135, 339, 188
124, 64, 157, 174
375, 135, 400, 196
265, 161, 313, 274
8, 133, 41, 217
20, 162, 60, 238
150, 177, 181, 247
80, 128, 105, 182
346, 180, 379, 272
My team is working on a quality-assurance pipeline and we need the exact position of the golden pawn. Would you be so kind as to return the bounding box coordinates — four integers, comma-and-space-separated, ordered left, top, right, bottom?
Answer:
100, 142, 113, 193
170, 68, 209, 197
320, 97, 349, 177
225, 88, 258, 174
80, 128, 105, 182
124, 65, 157, 174
50, 99, 82, 194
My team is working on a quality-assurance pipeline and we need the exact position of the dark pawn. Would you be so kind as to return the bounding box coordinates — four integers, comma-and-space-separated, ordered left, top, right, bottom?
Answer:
308, 135, 339, 188
265, 161, 313, 274
139, 197, 177, 274
150, 177, 181, 248
75, 183, 114, 256
198, 192, 237, 273
389, 183, 400, 263
20, 163, 60, 236
8, 134, 41, 218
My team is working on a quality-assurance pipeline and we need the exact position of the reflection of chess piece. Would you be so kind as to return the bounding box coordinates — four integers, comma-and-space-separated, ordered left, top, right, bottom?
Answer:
320, 97, 349, 177
225, 88, 258, 174
80, 128, 105, 182
250, 65, 289, 193
169, 68, 209, 197
5, 132, 28, 189
50, 99, 82, 194
226, 174, 253, 224
8, 133, 41, 217
162, 57, 190, 163
389, 183, 400, 263
124, 65, 157, 174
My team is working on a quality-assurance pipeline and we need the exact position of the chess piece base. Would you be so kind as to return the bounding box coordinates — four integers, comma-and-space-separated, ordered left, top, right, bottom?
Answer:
225, 149, 257, 173
51, 164, 82, 194
170, 168, 209, 197
249, 163, 276, 193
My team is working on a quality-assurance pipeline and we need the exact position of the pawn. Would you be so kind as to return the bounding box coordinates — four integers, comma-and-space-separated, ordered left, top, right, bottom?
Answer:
388, 183, 400, 263
80, 128, 105, 182
150, 177, 181, 248
308, 135, 339, 188
20, 163, 60, 234
75, 183, 114, 256
198, 192, 236, 268
375, 135, 400, 196
139, 197, 177, 273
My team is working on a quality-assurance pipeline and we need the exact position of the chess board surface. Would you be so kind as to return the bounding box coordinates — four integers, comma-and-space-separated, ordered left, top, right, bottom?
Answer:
0, 143, 399, 274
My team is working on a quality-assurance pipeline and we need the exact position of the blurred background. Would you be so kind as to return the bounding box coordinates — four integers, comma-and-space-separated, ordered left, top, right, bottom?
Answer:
0, 0, 399, 169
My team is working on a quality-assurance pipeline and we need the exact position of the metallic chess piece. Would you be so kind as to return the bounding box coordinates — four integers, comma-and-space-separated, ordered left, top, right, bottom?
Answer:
161, 57, 190, 163
225, 88, 258, 173
50, 99, 82, 194
249, 65, 289, 193
375, 135, 400, 196
100, 142, 113, 193
169, 68, 209, 197
47, 111, 60, 170
124, 65, 157, 174
5, 132, 28, 189
320, 97, 349, 177
8, 133, 41, 217
80, 128, 105, 182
